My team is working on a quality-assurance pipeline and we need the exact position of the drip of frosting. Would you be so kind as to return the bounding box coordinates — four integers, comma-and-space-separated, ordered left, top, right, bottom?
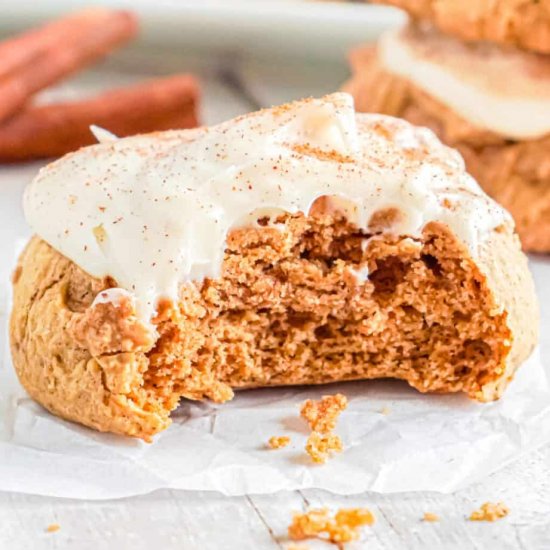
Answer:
378, 23, 550, 140
24, 93, 509, 318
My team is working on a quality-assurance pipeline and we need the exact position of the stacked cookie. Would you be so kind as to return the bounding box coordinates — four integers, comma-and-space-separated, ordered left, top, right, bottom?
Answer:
344, 0, 550, 252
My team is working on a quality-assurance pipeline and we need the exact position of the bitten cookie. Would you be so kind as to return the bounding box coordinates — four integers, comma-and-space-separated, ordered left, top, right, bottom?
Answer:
11, 94, 539, 439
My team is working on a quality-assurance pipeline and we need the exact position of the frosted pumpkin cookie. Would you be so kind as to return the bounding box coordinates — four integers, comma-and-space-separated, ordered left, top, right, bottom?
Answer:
344, 23, 550, 252
371, 0, 550, 54
10, 93, 538, 440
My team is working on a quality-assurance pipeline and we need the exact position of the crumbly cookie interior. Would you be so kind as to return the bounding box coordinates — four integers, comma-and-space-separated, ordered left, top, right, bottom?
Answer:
165, 213, 510, 400
101, 214, 509, 412
12, 208, 512, 439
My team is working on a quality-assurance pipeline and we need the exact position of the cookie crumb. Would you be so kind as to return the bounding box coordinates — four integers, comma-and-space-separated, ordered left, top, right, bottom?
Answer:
289, 508, 331, 541
423, 512, 439, 522
286, 544, 309, 550
305, 432, 343, 464
380, 406, 391, 415
46, 524, 60, 533
268, 436, 291, 449
300, 394, 348, 433
469, 502, 509, 522
288, 507, 375, 544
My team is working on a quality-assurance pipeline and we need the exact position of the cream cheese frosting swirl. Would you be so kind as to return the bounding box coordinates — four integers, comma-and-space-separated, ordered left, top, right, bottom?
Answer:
378, 23, 550, 140
24, 93, 509, 318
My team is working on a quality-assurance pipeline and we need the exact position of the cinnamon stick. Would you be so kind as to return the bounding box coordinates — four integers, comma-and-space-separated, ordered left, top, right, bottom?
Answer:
0, 8, 138, 122
0, 75, 200, 162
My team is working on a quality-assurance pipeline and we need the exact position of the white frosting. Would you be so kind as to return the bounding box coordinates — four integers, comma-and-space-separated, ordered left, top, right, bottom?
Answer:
90, 125, 118, 144
378, 24, 550, 140
91, 287, 133, 308
23, 93, 509, 318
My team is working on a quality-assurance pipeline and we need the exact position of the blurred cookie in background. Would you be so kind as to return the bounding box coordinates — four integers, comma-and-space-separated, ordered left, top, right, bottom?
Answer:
345, 3, 550, 252
371, 0, 550, 54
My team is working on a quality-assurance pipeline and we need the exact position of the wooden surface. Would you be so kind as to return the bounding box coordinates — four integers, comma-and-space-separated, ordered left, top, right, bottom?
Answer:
2, 445, 550, 550
1, 45, 549, 550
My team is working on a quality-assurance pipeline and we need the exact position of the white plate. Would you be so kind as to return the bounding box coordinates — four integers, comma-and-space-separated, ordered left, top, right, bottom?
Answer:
0, 0, 404, 62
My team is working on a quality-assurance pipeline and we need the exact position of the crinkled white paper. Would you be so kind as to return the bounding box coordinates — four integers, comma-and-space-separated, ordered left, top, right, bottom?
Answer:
1, 247, 549, 500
